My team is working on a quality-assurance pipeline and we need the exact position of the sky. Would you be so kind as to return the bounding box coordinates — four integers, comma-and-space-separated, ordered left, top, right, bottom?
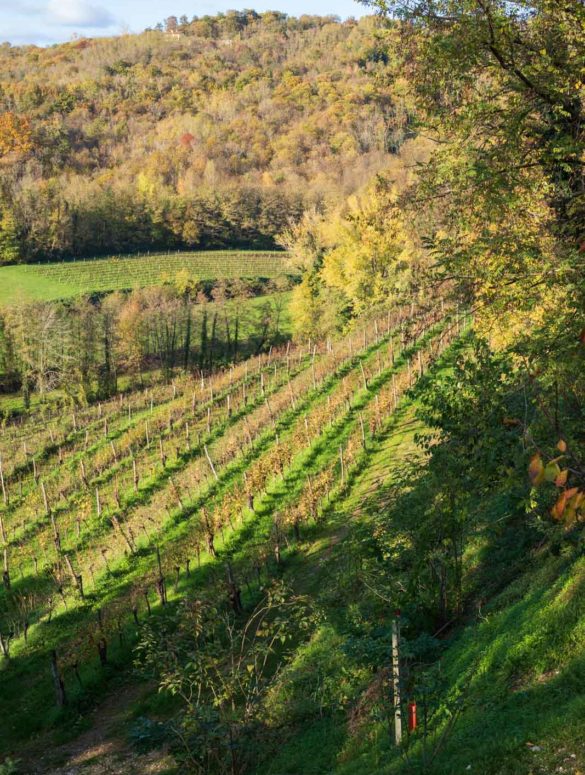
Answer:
1, 0, 367, 46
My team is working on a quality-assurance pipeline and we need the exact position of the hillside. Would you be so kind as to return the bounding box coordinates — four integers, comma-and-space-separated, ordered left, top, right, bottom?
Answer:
4, 312, 585, 775
0, 300, 452, 766
0, 13, 407, 262
0, 1, 583, 773
255, 339, 585, 775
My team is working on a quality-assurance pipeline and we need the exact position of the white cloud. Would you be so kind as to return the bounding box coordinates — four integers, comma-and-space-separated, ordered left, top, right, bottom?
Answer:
46, 0, 115, 27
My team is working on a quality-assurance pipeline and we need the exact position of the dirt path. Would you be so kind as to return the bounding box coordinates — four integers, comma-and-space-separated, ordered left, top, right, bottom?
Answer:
21, 683, 175, 775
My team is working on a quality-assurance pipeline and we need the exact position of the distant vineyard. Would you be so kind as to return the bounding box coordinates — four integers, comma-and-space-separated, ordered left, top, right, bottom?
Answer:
0, 250, 291, 306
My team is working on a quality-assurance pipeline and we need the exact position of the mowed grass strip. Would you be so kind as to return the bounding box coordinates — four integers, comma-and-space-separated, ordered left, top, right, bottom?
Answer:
0, 250, 291, 305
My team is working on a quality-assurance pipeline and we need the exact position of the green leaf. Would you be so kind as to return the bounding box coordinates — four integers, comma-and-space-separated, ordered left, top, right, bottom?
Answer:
544, 461, 561, 482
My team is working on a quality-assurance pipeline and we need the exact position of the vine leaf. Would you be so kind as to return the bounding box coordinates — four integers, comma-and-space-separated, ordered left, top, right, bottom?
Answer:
528, 454, 544, 486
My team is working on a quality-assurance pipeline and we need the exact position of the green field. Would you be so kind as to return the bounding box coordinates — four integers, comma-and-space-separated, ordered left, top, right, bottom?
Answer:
4, 310, 582, 775
0, 251, 290, 306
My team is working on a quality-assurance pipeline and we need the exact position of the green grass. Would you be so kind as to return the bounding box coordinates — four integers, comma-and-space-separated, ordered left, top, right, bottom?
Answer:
0, 314, 409, 750
0, 312, 442, 766
256, 336, 585, 775
419, 556, 585, 775
254, 397, 428, 775
0, 250, 290, 305
328, 554, 585, 775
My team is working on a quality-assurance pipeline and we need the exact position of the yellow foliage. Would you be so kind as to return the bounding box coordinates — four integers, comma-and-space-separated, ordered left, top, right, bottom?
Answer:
0, 112, 33, 159
320, 180, 421, 312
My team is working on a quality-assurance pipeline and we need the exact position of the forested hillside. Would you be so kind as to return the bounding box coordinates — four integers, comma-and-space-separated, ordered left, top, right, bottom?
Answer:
0, 13, 408, 261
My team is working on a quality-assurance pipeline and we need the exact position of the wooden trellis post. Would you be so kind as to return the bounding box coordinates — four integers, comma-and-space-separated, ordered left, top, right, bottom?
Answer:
392, 612, 402, 746
0, 455, 7, 506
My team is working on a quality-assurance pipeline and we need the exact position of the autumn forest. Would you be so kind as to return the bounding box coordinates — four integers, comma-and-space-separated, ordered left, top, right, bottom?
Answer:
0, 13, 406, 260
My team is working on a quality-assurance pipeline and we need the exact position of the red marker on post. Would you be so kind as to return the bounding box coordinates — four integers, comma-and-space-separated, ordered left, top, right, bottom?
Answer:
408, 701, 417, 732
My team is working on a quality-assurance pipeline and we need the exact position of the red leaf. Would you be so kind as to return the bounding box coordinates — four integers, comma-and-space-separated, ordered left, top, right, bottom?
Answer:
179, 132, 195, 147
551, 492, 567, 521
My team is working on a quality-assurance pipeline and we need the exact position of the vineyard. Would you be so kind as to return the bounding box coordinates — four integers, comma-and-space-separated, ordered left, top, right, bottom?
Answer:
0, 1, 579, 770
0, 299, 466, 767
0, 251, 291, 306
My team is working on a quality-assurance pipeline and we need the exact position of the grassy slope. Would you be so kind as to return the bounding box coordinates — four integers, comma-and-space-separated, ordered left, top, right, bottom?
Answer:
0, 251, 289, 306
1, 310, 428, 760
0, 265, 68, 306
254, 397, 427, 775
5, 331, 584, 774
254, 339, 585, 775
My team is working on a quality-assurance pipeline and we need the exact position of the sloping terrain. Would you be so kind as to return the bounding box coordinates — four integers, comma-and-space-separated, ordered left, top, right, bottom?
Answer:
3, 313, 584, 775
0, 303, 455, 766
0, 14, 407, 262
